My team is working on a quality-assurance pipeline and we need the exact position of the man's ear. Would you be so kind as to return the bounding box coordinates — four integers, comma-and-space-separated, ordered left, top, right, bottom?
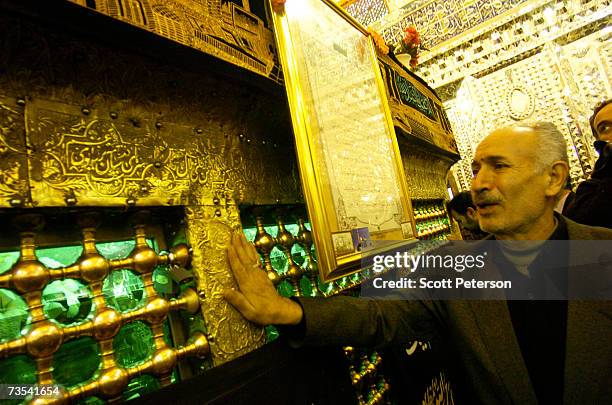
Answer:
545, 162, 569, 197
466, 207, 477, 219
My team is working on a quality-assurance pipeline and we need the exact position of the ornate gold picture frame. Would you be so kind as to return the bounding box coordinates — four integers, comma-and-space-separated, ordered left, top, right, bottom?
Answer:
270, 0, 415, 281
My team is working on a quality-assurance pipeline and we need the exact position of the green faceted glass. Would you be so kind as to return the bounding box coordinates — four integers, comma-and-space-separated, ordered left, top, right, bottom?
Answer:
53, 337, 101, 387
242, 227, 257, 243
152, 266, 173, 295
290, 244, 307, 266
113, 321, 154, 368
264, 225, 278, 238
318, 278, 334, 295
336, 276, 349, 289
265, 325, 279, 343
0, 289, 31, 342
299, 276, 314, 297
0, 251, 20, 275
121, 375, 160, 402
0, 354, 37, 384
102, 270, 146, 313
285, 224, 299, 236
97, 240, 136, 260
42, 280, 94, 326
37, 245, 83, 269
269, 247, 288, 274
276, 280, 294, 298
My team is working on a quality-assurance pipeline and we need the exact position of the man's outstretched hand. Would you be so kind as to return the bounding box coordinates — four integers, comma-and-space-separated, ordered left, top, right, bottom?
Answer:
224, 232, 303, 326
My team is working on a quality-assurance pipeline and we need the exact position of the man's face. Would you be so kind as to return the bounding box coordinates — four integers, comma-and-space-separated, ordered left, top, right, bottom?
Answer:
593, 103, 612, 142
451, 209, 479, 231
470, 127, 555, 238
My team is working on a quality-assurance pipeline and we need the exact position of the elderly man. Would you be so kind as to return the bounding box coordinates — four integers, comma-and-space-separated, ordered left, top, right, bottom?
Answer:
225, 122, 612, 404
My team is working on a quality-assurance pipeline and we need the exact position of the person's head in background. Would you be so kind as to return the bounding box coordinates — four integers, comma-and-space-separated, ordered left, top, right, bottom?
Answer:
471, 122, 569, 240
590, 98, 612, 145
447, 191, 480, 232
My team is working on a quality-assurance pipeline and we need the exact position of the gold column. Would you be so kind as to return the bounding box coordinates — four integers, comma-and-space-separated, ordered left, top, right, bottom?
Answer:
184, 205, 265, 366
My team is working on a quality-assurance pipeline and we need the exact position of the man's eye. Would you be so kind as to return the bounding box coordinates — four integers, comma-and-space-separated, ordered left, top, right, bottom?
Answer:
599, 124, 612, 134
471, 168, 479, 176
494, 163, 507, 169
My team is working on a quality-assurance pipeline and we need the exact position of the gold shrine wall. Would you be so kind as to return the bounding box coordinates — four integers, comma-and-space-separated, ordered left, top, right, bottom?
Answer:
0, 10, 303, 366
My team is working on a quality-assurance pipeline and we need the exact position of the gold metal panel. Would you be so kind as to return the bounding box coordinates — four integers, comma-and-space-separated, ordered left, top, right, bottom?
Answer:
270, 0, 415, 281
185, 205, 265, 365
67, 0, 281, 83
25, 99, 191, 206
24, 98, 301, 207
0, 95, 29, 207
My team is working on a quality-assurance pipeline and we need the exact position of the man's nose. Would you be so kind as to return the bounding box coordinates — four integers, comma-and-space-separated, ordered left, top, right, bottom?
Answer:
471, 168, 493, 192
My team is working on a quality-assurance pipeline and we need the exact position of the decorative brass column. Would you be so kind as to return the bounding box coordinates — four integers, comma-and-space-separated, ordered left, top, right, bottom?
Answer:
185, 205, 265, 366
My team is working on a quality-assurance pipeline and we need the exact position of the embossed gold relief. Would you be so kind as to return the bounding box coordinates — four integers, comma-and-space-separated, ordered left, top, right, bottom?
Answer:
399, 149, 453, 200
20, 98, 301, 208
0, 95, 29, 208
184, 205, 265, 366
0, 212, 208, 402
67, 0, 282, 84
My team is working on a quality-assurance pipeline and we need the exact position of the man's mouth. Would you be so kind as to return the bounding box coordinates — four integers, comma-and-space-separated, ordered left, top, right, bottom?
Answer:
476, 201, 500, 213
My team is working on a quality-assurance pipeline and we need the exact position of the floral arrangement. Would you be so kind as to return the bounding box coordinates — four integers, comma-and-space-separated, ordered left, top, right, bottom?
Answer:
272, 0, 286, 13
396, 26, 422, 68
367, 28, 389, 55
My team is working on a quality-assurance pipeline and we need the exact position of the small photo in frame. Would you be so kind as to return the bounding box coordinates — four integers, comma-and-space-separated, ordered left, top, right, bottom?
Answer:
332, 231, 355, 257
401, 221, 414, 239
351, 227, 372, 251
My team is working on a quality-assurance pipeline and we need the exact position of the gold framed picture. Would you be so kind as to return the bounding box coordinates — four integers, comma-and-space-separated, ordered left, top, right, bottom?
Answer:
270, 0, 415, 281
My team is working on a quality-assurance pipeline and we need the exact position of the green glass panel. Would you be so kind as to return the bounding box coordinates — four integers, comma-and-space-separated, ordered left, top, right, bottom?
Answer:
318, 278, 334, 295
42, 280, 94, 326
264, 225, 278, 238
299, 276, 314, 297
304, 222, 312, 231
285, 224, 299, 236
0, 354, 37, 384
0, 251, 19, 275
265, 325, 279, 343
97, 240, 136, 260
37, 245, 82, 269
102, 270, 146, 313
53, 337, 100, 387
243, 227, 257, 243
276, 280, 294, 298
336, 276, 349, 289
0, 289, 31, 342
269, 247, 288, 274
113, 321, 154, 368
121, 375, 160, 402
152, 266, 172, 295
290, 244, 307, 266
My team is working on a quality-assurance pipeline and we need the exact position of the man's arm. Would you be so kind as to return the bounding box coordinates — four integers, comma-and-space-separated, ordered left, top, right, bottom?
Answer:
224, 232, 441, 347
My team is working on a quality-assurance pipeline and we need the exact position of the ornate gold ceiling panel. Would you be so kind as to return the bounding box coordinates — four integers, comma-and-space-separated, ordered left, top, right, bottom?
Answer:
68, 0, 283, 84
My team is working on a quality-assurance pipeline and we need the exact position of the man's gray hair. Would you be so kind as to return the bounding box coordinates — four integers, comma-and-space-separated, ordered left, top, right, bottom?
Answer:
510, 121, 569, 171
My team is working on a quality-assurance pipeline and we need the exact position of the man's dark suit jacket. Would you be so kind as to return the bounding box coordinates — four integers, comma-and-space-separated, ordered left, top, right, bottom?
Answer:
293, 218, 612, 404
